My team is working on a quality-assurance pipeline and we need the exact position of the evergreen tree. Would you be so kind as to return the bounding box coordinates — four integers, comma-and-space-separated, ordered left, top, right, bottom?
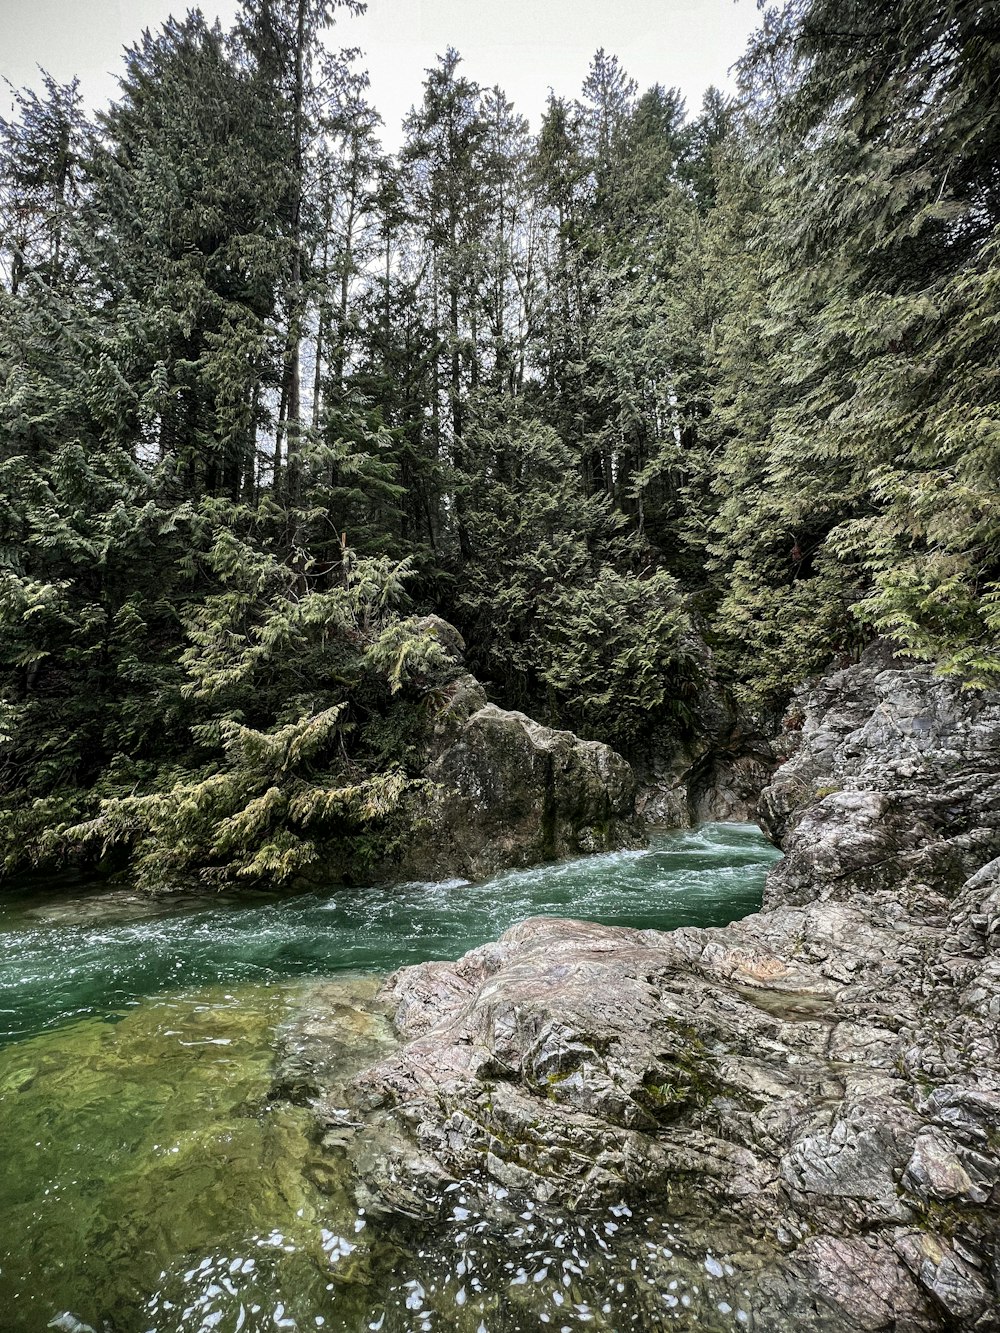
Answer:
707, 0, 1000, 710
5, 0, 998, 887
0, 73, 88, 296
400, 49, 489, 559
455, 401, 695, 750
90, 13, 287, 494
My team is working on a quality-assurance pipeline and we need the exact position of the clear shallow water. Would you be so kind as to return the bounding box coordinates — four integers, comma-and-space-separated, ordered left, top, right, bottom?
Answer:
0, 823, 783, 1333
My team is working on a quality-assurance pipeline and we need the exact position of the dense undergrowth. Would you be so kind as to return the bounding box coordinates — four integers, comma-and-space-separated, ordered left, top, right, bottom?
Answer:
1, 0, 997, 887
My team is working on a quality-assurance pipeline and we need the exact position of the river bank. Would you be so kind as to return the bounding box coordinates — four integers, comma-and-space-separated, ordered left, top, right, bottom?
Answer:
0, 824, 779, 1333
332, 647, 1000, 1332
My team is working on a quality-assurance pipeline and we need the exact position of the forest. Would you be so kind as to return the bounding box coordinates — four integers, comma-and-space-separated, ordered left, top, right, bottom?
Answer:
1, 0, 997, 891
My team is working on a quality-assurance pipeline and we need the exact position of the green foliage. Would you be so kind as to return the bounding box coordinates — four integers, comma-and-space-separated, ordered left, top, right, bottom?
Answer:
3, 0, 998, 887
69, 512, 451, 888
698, 0, 1000, 714
88, 11, 288, 493
0, 72, 88, 295
538, 569, 696, 748
453, 404, 697, 747
71, 707, 426, 891
0, 8, 449, 889
0, 480, 451, 885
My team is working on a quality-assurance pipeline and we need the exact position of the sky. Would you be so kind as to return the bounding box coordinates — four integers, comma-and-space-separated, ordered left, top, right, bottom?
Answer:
0, 0, 762, 149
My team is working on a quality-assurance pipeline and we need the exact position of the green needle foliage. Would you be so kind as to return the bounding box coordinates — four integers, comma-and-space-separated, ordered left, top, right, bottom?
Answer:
1, 0, 997, 887
705, 0, 1000, 708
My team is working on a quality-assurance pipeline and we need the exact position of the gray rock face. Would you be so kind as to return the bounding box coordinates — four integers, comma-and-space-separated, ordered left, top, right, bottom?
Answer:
393, 671, 642, 881
637, 746, 774, 826
327, 646, 1000, 1329
635, 652, 775, 827
759, 643, 1000, 911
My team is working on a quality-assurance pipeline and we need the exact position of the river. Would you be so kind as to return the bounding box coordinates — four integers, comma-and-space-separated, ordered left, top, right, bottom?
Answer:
0, 823, 781, 1333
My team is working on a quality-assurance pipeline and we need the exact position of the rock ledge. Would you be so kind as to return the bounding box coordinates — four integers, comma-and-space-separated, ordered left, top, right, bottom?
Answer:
333, 647, 1000, 1330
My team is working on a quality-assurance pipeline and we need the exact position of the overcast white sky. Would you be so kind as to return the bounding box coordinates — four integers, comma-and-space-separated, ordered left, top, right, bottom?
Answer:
1, 0, 761, 149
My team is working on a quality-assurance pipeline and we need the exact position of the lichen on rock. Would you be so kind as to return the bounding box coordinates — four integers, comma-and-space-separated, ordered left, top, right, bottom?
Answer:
328, 644, 1000, 1330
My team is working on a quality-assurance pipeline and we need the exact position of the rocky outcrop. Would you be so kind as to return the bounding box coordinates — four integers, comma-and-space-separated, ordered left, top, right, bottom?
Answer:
759, 640, 1000, 908
386, 623, 642, 881
334, 645, 1000, 1330
637, 743, 774, 826
635, 643, 775, 825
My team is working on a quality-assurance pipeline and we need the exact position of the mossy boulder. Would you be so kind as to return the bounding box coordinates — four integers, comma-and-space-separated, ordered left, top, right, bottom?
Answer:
390, 693, 642, 882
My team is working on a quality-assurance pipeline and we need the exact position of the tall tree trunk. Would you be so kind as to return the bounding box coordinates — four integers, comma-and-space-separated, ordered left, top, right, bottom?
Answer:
283, 0, 308, 504
274, 375, 288, 490
448, 208, 472, 560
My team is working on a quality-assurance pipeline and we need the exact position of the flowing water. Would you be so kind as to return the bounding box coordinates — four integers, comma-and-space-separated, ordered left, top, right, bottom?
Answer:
0, 824, 783, 1333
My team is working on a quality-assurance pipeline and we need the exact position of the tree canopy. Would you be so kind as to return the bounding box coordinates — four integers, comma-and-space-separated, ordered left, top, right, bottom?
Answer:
2, 0, 997, 886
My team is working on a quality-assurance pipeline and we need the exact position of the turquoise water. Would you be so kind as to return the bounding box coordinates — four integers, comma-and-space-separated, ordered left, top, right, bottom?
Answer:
0, 824, 779, 1046
0, 823, 783, 1333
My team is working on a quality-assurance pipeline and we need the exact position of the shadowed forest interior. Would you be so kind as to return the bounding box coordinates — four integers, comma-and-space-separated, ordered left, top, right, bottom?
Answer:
1, 0, 998, 889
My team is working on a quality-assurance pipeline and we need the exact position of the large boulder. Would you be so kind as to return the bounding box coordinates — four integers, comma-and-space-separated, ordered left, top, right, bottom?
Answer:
389, 666, 642, 882
325, 645, 1000, 1330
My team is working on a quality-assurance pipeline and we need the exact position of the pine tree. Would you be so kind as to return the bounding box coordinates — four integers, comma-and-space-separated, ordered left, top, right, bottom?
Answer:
706, 0, 1000, 708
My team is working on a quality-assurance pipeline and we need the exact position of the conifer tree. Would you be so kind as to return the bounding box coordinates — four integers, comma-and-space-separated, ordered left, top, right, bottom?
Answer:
400, 49, 489, 559
0, 73, 87, 296
90, 13, 286, 495
707, 0, 1000, 708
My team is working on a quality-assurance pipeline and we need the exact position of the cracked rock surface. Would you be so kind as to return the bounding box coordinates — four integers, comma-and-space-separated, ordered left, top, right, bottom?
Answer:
329, 646, 1000, 1330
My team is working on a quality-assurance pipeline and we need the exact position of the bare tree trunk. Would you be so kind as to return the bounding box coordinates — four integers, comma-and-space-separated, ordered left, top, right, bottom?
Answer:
283, 0, 308, 504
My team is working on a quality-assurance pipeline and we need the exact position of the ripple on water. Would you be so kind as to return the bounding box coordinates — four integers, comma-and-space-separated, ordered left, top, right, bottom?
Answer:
0, 824, 784, 1331
0, 824, 780, 1044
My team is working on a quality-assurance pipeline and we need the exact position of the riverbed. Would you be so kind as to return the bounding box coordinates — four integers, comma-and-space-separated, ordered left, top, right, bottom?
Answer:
0, 823, 781, 1333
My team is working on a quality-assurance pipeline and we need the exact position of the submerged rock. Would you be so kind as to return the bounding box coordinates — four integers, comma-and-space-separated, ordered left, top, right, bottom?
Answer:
331, 644, 1000, 1331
